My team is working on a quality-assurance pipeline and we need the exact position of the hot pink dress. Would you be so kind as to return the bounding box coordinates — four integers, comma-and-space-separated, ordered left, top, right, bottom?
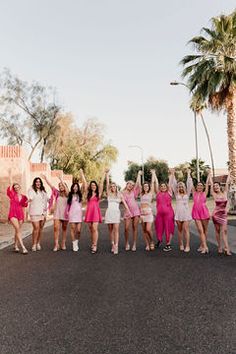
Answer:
212, 197, 227, 225
84, 195, 102, 223
7, 186, 28, 221
155, 192, 174, 243
192, 192, 210, 220
122, 187, 140, 219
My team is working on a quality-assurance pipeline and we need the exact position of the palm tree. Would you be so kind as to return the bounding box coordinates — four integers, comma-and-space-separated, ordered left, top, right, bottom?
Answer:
190, 97, 215, 178
181, 10, 236, 181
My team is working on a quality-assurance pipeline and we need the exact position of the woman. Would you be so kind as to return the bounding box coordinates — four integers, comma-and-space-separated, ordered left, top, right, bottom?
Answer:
84, 174, 104, 254
138, 169, 155, 251
153, 171, 175, 252
67, 170, 87, 252
169, 169, 193, 253
122, 171, 142, 251
41, 174, 69, 252
7, 168, 28, 254
28, 177, 48, 251
210, 173, 231, 256
104, 170, 131, 255
191, 170, 211, 254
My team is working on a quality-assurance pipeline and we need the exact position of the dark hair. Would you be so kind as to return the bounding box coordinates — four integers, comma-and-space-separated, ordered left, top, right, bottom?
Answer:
32, 177, 46, 193
141, 182, 150, 195
87, 180, 99, 201
67, 183, 82, 205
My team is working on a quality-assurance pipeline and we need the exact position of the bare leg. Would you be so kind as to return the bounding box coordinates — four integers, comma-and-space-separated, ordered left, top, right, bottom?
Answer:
202, 219, 209, 241
142, 222, 150, 250
195, 220, 207, 251
53, 219, 60, 250
131, 216, 139, 251
176, 221, 184, 250
36, 218, 46, 245
61, 221, 68, 249
31, 221, 40, 249
70, 223, 76, 241
213, 223, 222, 253
91, 222, 99, 252
76, 223, 82, 240
113, 224, 120, 254
222, 224, 231, 255
183, 221, 190, 252
10, 218, 27, 252
124, 218, 131, 250
108, 224, 114, 251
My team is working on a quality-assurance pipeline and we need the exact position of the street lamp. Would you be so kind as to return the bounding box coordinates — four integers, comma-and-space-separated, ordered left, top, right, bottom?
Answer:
128, 145, 144, 184
170, 81, 200, 182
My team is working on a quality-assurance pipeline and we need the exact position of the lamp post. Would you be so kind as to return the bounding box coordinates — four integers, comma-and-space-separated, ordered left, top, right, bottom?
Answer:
170, 81, 200, 182
128, 145, 144, 184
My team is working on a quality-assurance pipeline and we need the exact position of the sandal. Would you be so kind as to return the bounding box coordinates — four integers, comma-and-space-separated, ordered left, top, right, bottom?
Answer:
150, 242, 155, 251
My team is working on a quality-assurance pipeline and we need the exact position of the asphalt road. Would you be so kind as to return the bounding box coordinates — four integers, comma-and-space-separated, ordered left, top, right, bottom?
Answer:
0, 218, 236, 354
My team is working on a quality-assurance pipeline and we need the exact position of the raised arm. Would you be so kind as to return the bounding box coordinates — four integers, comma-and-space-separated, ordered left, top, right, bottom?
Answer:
153, 170, 159, 193
186, 169, 193, 197
58, 175, 69, 196
150, 170, 156, 195
105, 169, 110, 196
204, 169, 211, 196
99, 172, 106, 199
208, 174, 215, 197
41, 174, 54, 190
79, 169, 87, 194
168, 169, 177, 196
134, 170, 142, 196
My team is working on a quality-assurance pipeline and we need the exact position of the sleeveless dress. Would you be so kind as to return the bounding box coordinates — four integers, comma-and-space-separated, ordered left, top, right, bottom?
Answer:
155, 192, 175, 243
50, 188, 68, 221
122, 187, 140, 219
212, 197, 227, 225
68, 195, 83, 223
85, 195, 102, 223
104, 194, 122, 224
171, 176, 192, 222
7, 186, 28, 221
140, 193, 154, 223
192, 192, 210, 220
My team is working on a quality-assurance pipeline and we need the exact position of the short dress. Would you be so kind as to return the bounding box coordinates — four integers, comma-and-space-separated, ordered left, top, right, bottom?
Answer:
140, 193, 154, 223
122, 187, 140, 219
50, 188, 68, 221
28, 188, 48, 222
104, 194, 122, 224
192, 192, 210, 220
171, 176, 192, 222
7, 186, 28, 221
212, 197, 228, 225
68, 196, 83, 223
84, 195, 102, 223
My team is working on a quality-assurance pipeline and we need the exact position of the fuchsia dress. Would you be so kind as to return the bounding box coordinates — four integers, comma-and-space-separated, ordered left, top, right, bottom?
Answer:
155, 192, 174, 243
7, 186, 28, 221
212, 197, 228, 225
192, 192, 210, 220
122, 187, 140, 219
84, 195, 102, 223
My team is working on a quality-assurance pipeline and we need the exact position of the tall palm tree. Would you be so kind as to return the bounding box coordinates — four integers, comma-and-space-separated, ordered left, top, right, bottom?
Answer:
181, 10, 236, 184
190, 97, 215, 178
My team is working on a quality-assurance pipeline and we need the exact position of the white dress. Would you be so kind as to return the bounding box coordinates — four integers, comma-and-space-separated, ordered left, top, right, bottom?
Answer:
104, 194, 121, 224
171, 176, 192, 222
140, 193, 154, 223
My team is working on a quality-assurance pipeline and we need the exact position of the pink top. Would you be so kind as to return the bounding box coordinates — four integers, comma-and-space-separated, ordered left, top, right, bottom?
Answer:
7, 186, 28, 221
192, 192, 210, 220
122, 186, 140, 218
84, 195, 102, 223
156, 191, 174, 217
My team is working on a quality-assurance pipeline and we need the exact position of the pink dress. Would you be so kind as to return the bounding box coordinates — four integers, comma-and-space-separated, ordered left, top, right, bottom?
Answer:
122, 187, 140, 219
155, 192, 175, 243
7, 186, 28, 221
192, 192, 210, 220
50, 188, 69, 221
140, 193, 154, 223
171, 176, 193, 221
84, 195, 102, 223
68, 196, 83, 223
212, 197, 227, 225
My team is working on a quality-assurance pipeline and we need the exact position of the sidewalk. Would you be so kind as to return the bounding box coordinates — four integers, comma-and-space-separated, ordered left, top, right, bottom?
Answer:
0, 220, 53, 250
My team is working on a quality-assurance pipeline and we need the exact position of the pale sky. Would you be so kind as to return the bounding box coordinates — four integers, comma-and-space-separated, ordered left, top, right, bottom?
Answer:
0, 0, 235, 185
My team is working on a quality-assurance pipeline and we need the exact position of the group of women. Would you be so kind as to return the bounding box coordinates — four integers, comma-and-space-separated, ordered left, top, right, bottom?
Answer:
6, 167, 232, 256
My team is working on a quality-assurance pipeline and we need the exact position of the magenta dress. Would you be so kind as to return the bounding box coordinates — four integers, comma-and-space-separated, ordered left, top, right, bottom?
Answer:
155, 192, 174, 243
192, 192, 210, 220
122, 187, 140, 219
7, 186, 28, 221
84, 195, 102, 223
212, 197, 227, 225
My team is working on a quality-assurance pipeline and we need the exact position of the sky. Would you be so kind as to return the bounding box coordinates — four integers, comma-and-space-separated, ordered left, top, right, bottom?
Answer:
0, 0, 235, 185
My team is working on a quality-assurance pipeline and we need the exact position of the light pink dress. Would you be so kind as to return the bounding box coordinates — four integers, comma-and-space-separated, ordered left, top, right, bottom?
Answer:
7, 186, 28, 221
155, 192, 175, 243
68, 195, 83, 223
140, 193, 154, 223
122, 186, 140, 219
50, 188, 68, 221
192, 192, 210, 220
84, 196, 102, 223
171, 176, 192, 221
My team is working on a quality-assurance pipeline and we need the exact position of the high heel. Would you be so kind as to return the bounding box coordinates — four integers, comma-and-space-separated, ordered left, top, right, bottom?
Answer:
131, 244, 136, 252
113, 244, 118, 255
91, 245, 97, 254
224, 248, 232, 256
218, 248, 223, 255
179, 245, 184, 251
201, 248, 209, 254
150, 242, 155, 251
22, 248, 28, 255
145, 245, 150, 251
184, 246, 190, 253
53, 245, 60, 252
125, 244, 130, 251
14, 245, 20, 253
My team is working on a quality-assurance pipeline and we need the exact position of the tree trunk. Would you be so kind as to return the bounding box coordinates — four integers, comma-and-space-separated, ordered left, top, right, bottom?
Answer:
28, 137, 42, 161
200, 113, 215, 178
40, 138, 47, 163
226, 89, 236, 214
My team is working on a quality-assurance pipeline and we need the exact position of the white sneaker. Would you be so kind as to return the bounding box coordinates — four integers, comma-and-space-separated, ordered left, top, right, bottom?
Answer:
36, 243, 41, 251
72, 240, 79, 252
